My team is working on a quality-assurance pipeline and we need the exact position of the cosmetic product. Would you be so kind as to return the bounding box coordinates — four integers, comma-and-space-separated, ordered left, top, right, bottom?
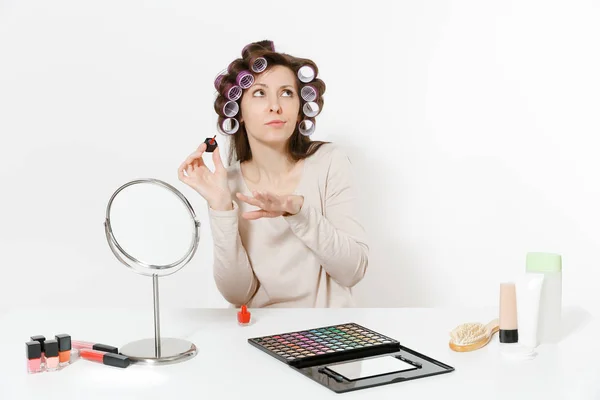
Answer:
204, 135, 218, 153
247, 322, 455, 394
526, 252, 562, 344
515, 273, 544, 349
44, 340, 59, 371
79, 349, 131, 368
499, 283, 518, 343
238, 305, 251, 326
30, 335, 46, 364
26, 341, 43, 374
72, 340, 118, 354
55, 334, 71, 366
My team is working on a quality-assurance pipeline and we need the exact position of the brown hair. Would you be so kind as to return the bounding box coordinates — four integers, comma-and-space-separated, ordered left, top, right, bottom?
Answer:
213, 40, 329, 165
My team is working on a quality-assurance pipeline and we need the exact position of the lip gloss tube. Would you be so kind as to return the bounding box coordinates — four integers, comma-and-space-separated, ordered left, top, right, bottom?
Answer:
44, 340, 59, 371
79, 349, 131, 368
26, 341, 43, 374
55, 334, 71, 366
72, 340, 118, 354
30, 335, 46, 365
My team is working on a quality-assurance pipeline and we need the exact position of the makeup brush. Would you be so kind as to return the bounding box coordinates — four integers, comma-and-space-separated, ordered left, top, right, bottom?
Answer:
449, 318, 499, 352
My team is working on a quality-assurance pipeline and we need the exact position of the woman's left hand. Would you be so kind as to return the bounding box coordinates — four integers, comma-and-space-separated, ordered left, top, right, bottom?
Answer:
236, 191, 304, 220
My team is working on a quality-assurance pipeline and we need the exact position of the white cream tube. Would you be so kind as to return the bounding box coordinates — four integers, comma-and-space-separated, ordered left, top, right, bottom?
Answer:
515, 273, 545, 349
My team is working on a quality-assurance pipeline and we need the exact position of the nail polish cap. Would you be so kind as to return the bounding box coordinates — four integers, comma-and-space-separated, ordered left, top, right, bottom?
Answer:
238, 305, 251, 324
55, 334, 71, 351
30, 335, 46, 352
26, 341, 41, 359
45, 339, 59, 357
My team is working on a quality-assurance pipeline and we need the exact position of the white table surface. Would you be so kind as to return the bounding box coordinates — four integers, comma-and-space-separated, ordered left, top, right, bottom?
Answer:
1, 306, 598, 399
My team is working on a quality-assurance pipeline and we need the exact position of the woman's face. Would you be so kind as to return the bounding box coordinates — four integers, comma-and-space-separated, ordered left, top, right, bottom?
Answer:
240, 65, 300, 146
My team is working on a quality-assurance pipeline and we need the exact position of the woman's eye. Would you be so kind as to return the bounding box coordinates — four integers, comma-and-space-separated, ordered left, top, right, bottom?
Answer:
252, 89, 294, 97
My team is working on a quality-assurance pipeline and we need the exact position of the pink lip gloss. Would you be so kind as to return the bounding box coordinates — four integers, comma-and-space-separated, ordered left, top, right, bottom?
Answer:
44, 340, 59, 371
26, 341, 43, 374
71, 340, 118, 354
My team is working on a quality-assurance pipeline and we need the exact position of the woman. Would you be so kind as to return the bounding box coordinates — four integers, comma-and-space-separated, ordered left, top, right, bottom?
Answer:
178, 40, 368, 308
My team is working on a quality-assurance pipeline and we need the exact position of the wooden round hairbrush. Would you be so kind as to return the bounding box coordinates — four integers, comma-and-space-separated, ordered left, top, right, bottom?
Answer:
449, 318, 499, 352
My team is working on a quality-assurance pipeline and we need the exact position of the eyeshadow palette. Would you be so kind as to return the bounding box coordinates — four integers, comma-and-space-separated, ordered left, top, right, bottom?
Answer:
248, 322, 401, 367
247, 322, 455, 394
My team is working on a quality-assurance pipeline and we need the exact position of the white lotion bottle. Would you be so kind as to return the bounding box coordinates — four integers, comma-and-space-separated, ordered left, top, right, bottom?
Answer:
526, 252, 562, 344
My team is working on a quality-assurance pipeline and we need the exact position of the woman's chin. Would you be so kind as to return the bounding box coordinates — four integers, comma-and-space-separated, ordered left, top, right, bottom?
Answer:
259, 131, 294, 144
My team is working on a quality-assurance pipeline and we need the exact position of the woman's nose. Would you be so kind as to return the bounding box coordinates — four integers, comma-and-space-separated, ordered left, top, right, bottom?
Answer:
269, 100, 282, 113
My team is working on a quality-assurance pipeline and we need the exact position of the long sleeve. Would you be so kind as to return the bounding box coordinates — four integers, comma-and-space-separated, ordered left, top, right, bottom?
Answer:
283, 147, 369, 287
208, 201, 259, 306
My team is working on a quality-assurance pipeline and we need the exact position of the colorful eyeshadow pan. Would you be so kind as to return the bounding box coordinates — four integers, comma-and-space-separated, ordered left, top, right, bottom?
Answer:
248, 323, 400, 365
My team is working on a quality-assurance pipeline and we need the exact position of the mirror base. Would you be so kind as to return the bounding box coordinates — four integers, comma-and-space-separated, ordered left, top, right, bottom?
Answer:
120, 338, 197, 366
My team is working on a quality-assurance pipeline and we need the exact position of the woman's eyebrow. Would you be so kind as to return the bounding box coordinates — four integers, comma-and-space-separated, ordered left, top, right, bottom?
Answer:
253, 83, 295, 89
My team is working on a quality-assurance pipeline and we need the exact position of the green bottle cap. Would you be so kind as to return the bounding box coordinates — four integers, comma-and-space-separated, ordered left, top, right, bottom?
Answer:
526, 252, 562, 273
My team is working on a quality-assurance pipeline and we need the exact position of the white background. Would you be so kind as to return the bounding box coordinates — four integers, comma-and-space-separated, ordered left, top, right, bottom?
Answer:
1, 0, 599, 314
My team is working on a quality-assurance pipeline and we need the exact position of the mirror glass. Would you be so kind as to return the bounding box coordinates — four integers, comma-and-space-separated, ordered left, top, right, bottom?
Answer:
108, 182, 197, 274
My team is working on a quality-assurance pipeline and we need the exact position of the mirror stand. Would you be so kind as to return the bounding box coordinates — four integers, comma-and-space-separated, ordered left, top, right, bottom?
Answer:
119, 274, 197, 365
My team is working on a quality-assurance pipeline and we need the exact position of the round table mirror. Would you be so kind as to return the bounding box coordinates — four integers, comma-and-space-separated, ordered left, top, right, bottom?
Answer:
104, 178, 200, 365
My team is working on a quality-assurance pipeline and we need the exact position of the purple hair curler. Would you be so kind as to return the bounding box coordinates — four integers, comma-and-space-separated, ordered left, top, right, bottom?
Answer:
298, 119, 315, 136
301, 85, 318, 102
220, 118, 240, 135
223, 84, 242, 101
297, 65, 315, 83
214, 70, 227, 91
251, 57, 268, 73
302, 101, 320, 118
236, 70, 254, 89
223, 100, 239, 117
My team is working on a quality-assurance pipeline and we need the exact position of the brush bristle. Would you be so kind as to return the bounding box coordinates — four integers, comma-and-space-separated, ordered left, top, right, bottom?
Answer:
449, 322, 487, 345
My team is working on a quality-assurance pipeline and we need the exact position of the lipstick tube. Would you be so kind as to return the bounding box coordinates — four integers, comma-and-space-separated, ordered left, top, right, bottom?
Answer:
72, 340, 118, 354
55, 334, 71, 366
79, 349, 130, 368
44, 340, 59, 371
26, 341, 43, 374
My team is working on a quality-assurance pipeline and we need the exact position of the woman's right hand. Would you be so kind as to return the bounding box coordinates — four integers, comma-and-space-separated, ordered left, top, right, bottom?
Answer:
178, 143, 233, 211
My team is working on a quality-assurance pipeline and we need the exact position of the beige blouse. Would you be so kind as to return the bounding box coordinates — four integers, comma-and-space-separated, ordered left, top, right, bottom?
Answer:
207, 143, 369, 308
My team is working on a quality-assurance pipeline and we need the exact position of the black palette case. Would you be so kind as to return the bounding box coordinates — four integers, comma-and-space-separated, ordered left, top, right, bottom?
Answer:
247, 322, 454, 393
